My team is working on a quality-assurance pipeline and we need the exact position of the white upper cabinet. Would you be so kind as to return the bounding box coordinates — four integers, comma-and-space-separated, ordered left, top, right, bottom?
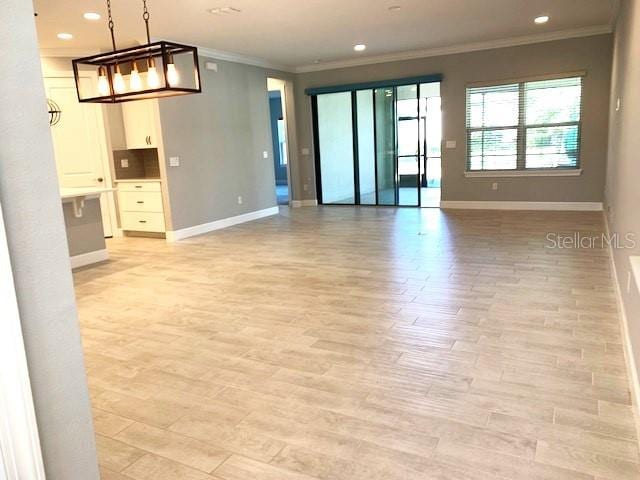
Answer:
122, 99, 158, 149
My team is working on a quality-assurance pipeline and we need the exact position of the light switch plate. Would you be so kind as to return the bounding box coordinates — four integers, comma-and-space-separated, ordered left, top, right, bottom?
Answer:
263, 151, 269, 159
120, 158, 129, 168
301, 148, 310, 155
169, 156, 180, 167
445, 140, 457, 149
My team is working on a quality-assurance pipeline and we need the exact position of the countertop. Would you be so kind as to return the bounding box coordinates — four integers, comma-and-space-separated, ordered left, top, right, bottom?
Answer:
60, 186, 116, 201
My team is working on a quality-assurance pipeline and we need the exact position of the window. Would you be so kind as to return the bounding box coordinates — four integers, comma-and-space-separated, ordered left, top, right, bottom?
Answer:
466, 76, 583, 171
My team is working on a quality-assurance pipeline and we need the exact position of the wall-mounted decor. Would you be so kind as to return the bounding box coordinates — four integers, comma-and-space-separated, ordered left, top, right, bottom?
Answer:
72, 0, 202, 103
47, 99, 61, 126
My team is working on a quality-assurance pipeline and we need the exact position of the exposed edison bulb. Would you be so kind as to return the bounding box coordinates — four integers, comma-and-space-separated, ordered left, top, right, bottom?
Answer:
113, 65, 126, 94
130, 63, 142, 91
166, 63, 179, 86
146, 58, 161, 89
97, 67, 110, 96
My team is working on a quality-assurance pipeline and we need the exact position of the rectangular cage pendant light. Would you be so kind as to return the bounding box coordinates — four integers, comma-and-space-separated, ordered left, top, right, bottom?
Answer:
72, 0, 202, 103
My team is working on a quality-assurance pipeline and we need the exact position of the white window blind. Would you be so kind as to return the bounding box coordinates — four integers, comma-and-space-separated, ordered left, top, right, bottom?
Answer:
466, 76, 583, 171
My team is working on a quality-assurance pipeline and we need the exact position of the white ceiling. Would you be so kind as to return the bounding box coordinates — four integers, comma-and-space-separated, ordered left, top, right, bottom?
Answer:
34, 0, 617, 72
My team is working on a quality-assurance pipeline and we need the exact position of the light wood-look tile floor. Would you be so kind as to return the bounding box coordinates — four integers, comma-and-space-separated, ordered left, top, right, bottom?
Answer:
73, 206, 640, 480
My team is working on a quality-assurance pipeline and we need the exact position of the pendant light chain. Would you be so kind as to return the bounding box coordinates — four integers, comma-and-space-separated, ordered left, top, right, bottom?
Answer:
106, 0, 116, 51
142, 0, 151, 44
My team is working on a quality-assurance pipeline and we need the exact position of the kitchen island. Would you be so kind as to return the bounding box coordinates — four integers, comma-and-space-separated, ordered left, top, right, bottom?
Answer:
60, 187, 114, 269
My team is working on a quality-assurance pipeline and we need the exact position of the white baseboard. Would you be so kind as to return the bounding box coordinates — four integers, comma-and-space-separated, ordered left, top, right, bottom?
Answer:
439, 201, 603, 211
166, 206, 279, 242
291, 199, 318, 208
70, 248, 109, 269
604, 214, 640, 446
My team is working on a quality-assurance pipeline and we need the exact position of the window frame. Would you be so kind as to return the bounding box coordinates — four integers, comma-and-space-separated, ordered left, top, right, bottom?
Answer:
465, 73, 584, 174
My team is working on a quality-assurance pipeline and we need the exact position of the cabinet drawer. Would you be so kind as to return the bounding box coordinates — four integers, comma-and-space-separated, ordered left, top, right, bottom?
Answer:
121, 211, 166, 232
118, 181, 161, 192
119, 191, 163, 213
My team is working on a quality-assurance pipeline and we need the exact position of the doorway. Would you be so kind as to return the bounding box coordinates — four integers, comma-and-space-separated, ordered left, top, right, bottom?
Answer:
43, 75, 118, 236
267, 78, 290, 206
311, 78, 442, 207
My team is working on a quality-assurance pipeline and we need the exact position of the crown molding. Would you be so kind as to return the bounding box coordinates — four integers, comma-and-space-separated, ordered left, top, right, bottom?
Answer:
294, 25, 613, 73
154, 37, 296, 73
39, 24, 613, 75
196, 46, 295, 73
39, 47, 102, 58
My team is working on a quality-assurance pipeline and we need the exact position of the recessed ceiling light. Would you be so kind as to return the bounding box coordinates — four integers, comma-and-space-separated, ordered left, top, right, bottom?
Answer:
57, 32, 73, 40
83, 12, 101, 21
534, 15, 549, 24
388, 5, 401, 11
354, 44, 366, 52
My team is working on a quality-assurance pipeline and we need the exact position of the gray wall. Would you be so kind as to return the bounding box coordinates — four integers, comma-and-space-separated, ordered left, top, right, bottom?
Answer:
158, 58, 292, 230
605, 0, 640, 382
0, 1, 99, 479
293, 34, 613, 203
63, 199, 107, 257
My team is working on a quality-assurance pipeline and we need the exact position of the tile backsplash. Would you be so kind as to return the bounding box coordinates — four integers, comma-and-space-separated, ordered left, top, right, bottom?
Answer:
113, 148, 160, 179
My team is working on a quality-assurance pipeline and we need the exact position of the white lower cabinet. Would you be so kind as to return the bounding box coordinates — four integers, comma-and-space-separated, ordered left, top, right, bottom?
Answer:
117, 181, 166, 233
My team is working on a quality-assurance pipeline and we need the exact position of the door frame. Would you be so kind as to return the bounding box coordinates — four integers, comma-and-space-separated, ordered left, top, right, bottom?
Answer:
0, 199, 46, 480
42, 69, 120, 237
267, 77, 296, 205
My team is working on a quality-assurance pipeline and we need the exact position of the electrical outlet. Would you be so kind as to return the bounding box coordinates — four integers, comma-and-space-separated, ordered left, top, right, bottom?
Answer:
301, 148, 310, 155
616, 97, 621, 112
205, 62, 218, 72
445, 140, 457, 149
492, 182, 498, 191
237, 195, 243, 205
263, 151, 269, 159
120, 158, 129, 168
169, 156, 180, 167
303, 184, 308, 192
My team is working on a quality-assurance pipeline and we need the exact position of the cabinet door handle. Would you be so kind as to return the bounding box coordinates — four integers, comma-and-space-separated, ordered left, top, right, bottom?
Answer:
135, 185, 143, 189
139, 220, 147, 223
148, 136, 152, 145
136, 201, 144, 204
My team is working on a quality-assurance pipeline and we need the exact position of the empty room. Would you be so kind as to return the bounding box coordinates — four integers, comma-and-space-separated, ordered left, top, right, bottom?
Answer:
3, 0, 640, 479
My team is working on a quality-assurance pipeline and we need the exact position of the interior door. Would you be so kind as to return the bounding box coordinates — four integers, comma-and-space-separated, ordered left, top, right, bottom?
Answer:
43, 76, 114, 237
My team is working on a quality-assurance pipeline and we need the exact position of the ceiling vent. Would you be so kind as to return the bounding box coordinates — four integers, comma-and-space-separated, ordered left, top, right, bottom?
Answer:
208, 7, 241, 15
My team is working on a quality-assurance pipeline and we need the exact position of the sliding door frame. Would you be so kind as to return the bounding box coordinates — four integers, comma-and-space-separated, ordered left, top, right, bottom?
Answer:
351, 92, 361, 205
309, 75, 442, 207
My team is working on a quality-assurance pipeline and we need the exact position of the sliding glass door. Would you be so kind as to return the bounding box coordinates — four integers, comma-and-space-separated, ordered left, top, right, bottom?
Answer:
375, 88, 396, 205
312, 78, 441, 207
396, 84, 420, 206
356, 90, 376, 205
315, 92, 355, 204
